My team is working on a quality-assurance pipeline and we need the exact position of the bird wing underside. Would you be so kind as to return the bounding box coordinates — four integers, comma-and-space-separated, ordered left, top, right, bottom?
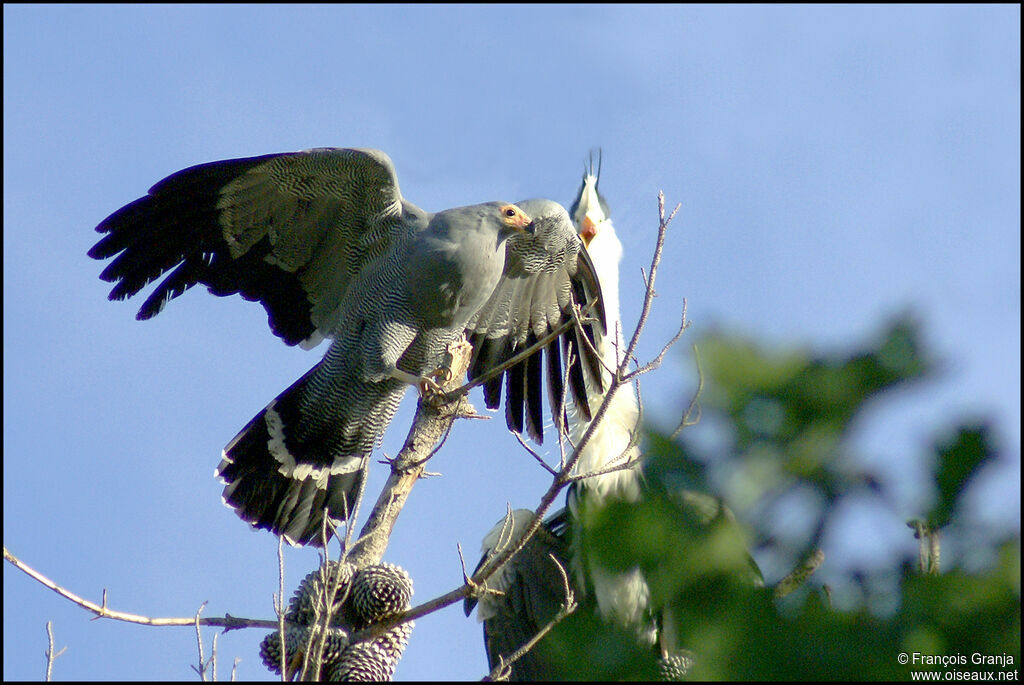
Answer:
88, 147, 417, 347
465, 206, 607, 445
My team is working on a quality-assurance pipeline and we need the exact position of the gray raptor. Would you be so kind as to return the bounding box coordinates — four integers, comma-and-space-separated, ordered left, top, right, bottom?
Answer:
89, 148, 605, 546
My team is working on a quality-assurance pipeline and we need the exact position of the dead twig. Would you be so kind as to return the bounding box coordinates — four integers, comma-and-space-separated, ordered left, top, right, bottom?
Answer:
908, 520, 941, 575
275, 536, 288, 682
190, 602, 210, 681
670, 342, 704, 440
624, 298, 690, 380
44, 621, 65, 682
514, 431, 559, 476
4, 546, 279, 631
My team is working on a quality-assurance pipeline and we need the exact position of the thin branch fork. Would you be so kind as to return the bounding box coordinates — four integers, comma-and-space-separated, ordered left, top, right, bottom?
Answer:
45, 621, 65, 682
621, 191, 680, 372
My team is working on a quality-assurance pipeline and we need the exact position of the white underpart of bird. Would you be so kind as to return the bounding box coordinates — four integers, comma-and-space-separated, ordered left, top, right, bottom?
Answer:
567, 172, 641, 503
566, 169, 651, 639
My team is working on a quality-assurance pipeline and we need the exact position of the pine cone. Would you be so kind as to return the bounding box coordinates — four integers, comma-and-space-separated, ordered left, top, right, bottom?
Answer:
349, 562, 413, 625
287, 561, 356, 625
658, 650, 695, 681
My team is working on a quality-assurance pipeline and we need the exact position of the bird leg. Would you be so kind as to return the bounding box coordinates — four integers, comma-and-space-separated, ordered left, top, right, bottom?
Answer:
385, 366, 446, 396
385, 336, 472, 397
419, 367, 449, 396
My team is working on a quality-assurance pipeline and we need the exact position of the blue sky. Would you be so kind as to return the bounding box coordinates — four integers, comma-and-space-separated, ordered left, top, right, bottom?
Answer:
4, 4, 1019, 681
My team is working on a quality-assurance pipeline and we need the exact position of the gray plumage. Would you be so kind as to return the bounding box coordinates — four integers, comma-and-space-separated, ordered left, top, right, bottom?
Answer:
89, 148, 604, 546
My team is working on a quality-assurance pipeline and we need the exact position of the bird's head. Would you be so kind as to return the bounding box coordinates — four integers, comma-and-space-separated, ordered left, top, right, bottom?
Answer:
435, 202, 534, 243
569, 150, 612, 249
497, 203, 535, 235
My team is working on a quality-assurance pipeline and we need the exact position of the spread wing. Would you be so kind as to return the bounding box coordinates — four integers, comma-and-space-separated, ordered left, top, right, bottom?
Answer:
88, 147, 425, 347
465, 198, 606, 444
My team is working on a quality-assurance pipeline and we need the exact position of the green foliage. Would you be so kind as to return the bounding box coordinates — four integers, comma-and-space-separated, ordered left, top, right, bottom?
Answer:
696, 314, 931, 494
657, 541, 1020, 680
548, 314, 1019, 679
930, 424, 995, 529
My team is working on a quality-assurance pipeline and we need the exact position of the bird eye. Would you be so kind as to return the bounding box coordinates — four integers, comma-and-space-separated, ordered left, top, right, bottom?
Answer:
504, 207, 518, 218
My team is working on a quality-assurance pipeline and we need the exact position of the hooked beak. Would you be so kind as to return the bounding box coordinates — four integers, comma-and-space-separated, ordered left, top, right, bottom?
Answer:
580, 214, 598, 247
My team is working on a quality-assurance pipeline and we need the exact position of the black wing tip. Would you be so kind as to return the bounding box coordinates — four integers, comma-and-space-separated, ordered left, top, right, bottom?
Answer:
86, 241, 112, 260
505, 357, 526, 436
524, 333, 545, 444
565, 333, 593, 422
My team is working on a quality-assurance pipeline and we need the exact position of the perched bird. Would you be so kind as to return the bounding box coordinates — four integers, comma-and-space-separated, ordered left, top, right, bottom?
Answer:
89, 148, 604, 546
467, 155, 761, 680
564, 152, 647, 632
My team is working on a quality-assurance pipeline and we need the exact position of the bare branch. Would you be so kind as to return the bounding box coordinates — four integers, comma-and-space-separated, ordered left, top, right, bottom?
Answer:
564, 448, 644, 486
275, 536, 287, 682
625, 297, 690, 379
192, 602, 209, 681
670, 342, 704, 440
457, 542, 474, 587
304, 548, 355, 681
4, 546, 280, 631
44, 621, 65, 682
346, 336, 477, 569
514, 431, 559, 476
211, 633, 219, 682
621, 191, 680, 371
909, 520, 941, 575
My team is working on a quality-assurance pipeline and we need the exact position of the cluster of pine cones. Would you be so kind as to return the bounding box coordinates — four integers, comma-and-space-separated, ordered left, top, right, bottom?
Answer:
259, 561, 413, 681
